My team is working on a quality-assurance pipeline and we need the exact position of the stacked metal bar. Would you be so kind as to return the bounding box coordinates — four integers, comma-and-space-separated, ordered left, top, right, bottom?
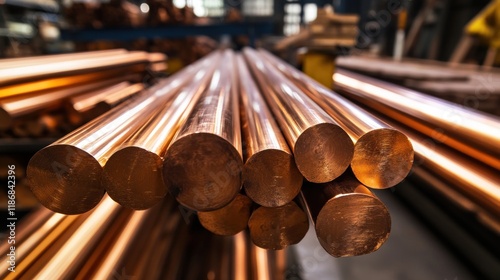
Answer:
5, 48, 429, 277
0, 49, 166, 138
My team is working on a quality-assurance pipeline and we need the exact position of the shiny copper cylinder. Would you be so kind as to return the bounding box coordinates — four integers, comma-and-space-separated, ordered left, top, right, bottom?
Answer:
103, 53, 220, 210
0, 75, 134, 131
26, 54, 214, 214
259, 50, 414, 189
0, 51, 149, 86
247, 200, 309, 250
235, 54, 303, 207
198, 193, 253, 236
302, 170, 392, 257
333, 69, 500, 170
374, 114, 500, 217
242, 48, 353, 183
163, 50, 243, 211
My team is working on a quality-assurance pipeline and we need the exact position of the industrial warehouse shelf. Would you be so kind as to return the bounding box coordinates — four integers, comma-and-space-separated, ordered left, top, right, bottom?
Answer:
60, 22, 274, 47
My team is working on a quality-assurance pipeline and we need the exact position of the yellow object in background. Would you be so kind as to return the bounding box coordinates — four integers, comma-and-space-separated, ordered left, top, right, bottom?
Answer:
303, 52, 336, 89
466, 0, 500, 47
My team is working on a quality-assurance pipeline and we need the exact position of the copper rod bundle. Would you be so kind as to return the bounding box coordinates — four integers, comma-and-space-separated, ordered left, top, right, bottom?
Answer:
163, 50, 243, 211
236, 54, 303, 207
0, 51, 149, 86
302, 169, 391, 257
247, 200, 309, 250
0, 76, 133, 131
26, 55, 213, 214
259, 50, 414, 189
333, 69, 500, 170
102, 54, 220, 210
242, 48, 354, 183
198, 193, 253, 236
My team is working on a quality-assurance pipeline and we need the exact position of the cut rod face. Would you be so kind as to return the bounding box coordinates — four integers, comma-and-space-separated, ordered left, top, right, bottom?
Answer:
302, 170, 391, 257
103, 55, 220, 210
27, 55, 211, 214
235, 54, 303, 207
242, 48, 353, 183
163, 50, 243, 211
247, 200, 309, 250
333, 69, 500, 170
260, 50, 414, 189
198, 193, 253, 236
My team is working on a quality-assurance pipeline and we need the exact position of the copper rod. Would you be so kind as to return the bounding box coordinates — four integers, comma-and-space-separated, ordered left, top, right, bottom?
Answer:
260, 50, 414, 189
103, 55, 219, 210
26, 54, 213, 214
0, 64, 145, 100
247, 200, 309, 250
0, 49, 128, 69
0, 76, 131, 131
374, 114, 500, 217
235, 54, 303, 207
301, 170, 391, 257
233, 232, 249, 280
242, 47, 353, 183
0, 51, 149, 86
250, 241, 271, 280
198, 193, 253, 236
32, 197, 122, 280
67, 82, 144, 125
163, 50, 243, 211
333, 69, 500, 170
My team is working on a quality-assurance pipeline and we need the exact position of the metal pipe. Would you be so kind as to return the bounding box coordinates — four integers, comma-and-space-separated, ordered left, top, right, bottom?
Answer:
0, 51, 149, 86
0, 75, 133, 131
163, 50, 243, 211
242, 47, 353, 183
103, 54, 219, 210
236, 54, 303, 207
301, 169, 391, 257
26, 54, 214, 214
374, 114, 500, 217
198, 193, 253, 236
260, 50, 414, 189
247, 200, 309, 250
334, 69, 500, 170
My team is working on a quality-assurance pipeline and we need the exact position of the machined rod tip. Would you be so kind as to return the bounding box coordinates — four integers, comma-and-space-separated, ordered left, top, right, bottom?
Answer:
103, 146, 166, 210
352, 128, 414, 189
248, 201, 309, 250
163, 133, 243, 211
294, 123, 354, 183
198, 193, 253, 236
243, 149, 303, 207
26, 144, 104, 214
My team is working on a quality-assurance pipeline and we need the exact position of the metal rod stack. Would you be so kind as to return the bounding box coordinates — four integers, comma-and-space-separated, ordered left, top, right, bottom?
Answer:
7, 48, 428, 277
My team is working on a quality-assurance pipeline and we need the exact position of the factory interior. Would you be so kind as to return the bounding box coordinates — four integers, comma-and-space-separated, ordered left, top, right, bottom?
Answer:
0, 0, 499, 279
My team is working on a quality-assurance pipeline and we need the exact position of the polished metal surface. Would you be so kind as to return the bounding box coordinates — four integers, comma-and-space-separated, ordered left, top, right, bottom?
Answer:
163, 50, 243, 211
198, 193, 253, 236
334, 69, 500, 170
302, 170, 391, 257
247, 200, 309, 250
26, 56, 210, 214
260, 50, 414, 189
236, 54, 303, 207
103, 54, 219, 210
243, 48, 353, 183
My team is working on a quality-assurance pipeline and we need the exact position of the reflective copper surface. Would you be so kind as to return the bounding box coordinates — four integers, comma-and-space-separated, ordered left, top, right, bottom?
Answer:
260, 50, 414, 189
247, 200, 309, 250
334, 69, 500, 170
26, 56, 209, 214
103, 55, 219, 210
163, 50, 243, 211
302, 170, 391, 257
198, 193, 253, 236
236, 54, 303, 207
242, 48, 353, 183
